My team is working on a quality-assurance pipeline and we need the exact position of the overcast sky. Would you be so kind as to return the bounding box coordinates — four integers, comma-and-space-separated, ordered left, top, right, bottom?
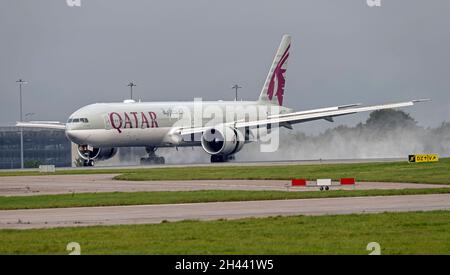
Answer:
1, 0, 449, 133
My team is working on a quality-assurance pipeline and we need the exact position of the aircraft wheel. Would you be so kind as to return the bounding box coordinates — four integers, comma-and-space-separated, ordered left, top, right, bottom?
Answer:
84, 160, 94, 167
319, 186, 324, 191
210, 154, 235, 163
210, 155, 225, 163
325, 186, 329, 191
157, 157, 165, 164
140, 157, 165, 165
140, 158, 149, 165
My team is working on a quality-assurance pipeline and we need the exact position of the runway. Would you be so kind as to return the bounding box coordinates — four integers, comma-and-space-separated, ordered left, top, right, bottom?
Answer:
0, 174, 448, 196
0, 158, 405, 173
1, 194, 449, 229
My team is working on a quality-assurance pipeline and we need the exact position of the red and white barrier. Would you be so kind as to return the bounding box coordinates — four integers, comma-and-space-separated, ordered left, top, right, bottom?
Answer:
290, 178, 357, 190
317, 179, 332, 186
340, 178, 356, 185
291, 179, 306, 186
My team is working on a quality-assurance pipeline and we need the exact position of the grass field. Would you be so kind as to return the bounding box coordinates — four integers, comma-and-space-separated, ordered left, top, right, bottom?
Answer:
1, 211, 449, 254
115, 158, 450, 184
1, 188, 450, 210
0, 158, 449, 184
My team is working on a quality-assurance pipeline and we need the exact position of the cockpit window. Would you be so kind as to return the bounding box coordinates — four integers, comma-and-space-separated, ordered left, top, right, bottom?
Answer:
68, 118, 89, 123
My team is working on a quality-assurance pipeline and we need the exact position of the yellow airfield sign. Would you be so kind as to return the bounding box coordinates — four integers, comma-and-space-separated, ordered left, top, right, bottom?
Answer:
408, 154, 439, 163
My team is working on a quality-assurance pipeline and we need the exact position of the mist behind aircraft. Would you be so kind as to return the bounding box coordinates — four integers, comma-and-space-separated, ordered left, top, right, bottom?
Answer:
100, 111, 450, 165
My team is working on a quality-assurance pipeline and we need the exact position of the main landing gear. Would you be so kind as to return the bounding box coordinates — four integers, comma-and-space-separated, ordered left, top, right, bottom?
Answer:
210, 154, 235, 163
140, 147, 165, 165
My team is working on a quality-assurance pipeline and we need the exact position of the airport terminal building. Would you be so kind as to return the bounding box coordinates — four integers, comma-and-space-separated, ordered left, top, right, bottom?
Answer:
0, 126, 72, 169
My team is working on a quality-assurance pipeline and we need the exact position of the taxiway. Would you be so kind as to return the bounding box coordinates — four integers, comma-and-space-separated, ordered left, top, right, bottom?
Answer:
0, 174, 448, 196
1, 194, 449, 229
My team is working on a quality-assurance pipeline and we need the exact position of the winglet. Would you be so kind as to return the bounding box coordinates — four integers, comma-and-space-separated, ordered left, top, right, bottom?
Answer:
412, 98, 431, 103
337, 103, 362, 109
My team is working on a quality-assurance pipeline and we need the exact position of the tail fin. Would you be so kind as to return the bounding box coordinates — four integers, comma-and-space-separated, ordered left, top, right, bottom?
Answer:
258, 34, 291, 106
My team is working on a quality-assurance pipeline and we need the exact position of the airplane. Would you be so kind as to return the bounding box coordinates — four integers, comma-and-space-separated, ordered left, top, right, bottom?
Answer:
17, 34, 429, 166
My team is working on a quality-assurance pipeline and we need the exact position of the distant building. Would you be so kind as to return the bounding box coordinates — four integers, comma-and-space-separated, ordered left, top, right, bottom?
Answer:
0, 126, 71, 169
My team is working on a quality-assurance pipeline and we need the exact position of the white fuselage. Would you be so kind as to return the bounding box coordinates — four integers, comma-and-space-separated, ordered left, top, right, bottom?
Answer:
65, 100, 291, 148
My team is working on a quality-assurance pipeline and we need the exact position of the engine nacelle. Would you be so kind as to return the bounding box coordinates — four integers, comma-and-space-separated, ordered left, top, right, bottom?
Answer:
201, 126, 244, 156
77, 145, 118, 161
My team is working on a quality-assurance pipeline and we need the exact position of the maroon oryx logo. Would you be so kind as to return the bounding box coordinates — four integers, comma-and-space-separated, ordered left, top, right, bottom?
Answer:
267, 44, 290, 106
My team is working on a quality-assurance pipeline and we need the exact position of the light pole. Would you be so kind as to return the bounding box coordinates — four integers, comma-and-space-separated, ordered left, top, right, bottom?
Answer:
231, 84, 242, 101
127, 82, 136, 100
16, 79, 27, 169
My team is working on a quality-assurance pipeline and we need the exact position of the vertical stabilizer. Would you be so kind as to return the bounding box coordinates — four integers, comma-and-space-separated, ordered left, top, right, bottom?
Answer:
258, 34, 291, 106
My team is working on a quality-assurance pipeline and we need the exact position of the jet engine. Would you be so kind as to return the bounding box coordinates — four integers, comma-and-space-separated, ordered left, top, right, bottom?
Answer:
77, 145, 118, 163
201, 126, 244, 157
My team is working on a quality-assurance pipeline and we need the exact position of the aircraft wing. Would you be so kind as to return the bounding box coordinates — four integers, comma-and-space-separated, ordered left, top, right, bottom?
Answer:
178, 99, 429, 135
16, 121, 66, 130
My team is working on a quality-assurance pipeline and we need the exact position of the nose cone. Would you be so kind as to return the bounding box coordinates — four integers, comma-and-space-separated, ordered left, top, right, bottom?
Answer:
65, 130, 87, 144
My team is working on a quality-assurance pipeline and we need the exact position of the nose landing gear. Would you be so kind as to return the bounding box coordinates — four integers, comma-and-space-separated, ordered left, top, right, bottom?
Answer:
77, 145, 96, 167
